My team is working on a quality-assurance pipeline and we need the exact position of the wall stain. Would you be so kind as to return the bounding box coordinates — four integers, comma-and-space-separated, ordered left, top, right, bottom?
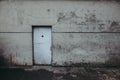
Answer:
0, 42, 13, 67
57, 12, 66, 22
98, 24, 105, 31
106, 52, 120, 67
56, 11, 120, 32
0, 48, 4, 54
85, 14, 97, 23
0, 55, 8, 66
0, 47, 7, 66
57, 11, 80, 23
109, 21, 120, 32
57, 11, 103, 26
105, 41, 120, 67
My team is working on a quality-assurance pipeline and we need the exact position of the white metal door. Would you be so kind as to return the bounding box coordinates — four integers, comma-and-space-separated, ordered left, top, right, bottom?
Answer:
33, 27, 51, 65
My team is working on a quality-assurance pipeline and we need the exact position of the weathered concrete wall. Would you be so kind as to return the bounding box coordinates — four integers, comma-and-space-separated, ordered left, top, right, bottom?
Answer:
53, 33, 120, 66
0, 33, 32, 66
0, 1, 120, 66
0, 1, 120, 32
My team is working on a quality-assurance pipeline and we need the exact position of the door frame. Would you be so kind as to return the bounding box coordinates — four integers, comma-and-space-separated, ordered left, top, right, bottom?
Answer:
32, 25, 52, 66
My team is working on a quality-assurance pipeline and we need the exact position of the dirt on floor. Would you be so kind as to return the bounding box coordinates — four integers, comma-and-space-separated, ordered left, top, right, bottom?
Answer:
0, 66, 120, 80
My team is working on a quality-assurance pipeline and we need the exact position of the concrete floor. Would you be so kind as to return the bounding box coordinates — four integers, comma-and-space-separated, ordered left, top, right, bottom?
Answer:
0, 66, 120, 80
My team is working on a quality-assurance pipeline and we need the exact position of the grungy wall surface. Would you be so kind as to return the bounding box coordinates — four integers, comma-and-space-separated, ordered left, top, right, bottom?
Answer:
0, 33, 32, 66
0, 1, 120, 66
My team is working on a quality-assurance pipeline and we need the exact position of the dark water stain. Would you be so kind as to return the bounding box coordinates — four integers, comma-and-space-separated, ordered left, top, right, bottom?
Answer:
0, 48, 13, 66
0, 48, 4, 53
0, 55, 13, 67
109, 21, 120, 32
0, 56, 8, 66
0, 48, 8, 66
105, 53, 120, 67
105, 42, 120, 67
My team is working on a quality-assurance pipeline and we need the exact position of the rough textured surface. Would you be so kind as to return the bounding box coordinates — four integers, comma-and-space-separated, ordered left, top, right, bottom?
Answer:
0, 1, 120, 66
0, 33, 33, 66
0, 1, 120, 32
0, 67, 120, 80
52, 33, 120, 66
